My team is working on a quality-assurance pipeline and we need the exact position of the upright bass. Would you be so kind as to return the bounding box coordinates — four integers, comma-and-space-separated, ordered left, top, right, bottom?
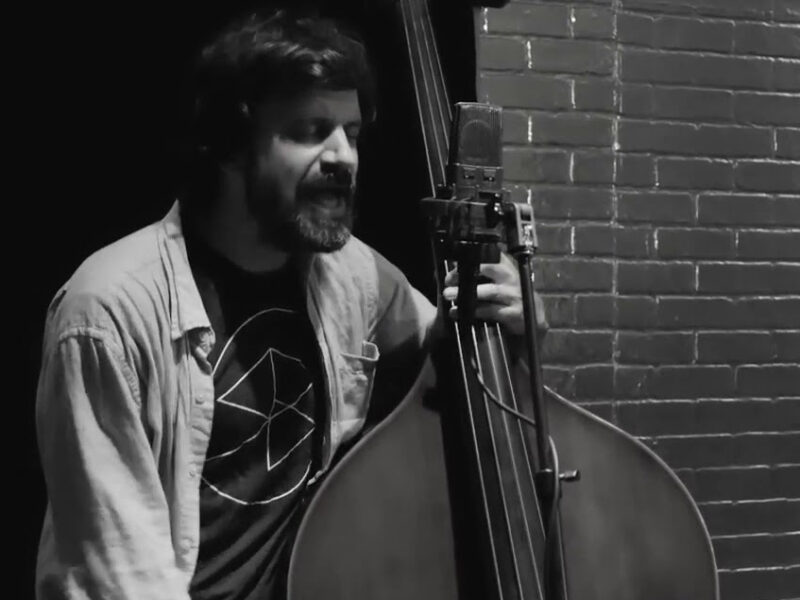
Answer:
288, 1, 720, 598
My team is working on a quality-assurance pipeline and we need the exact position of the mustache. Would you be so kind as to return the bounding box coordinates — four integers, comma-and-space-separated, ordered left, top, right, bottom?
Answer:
310, 168, 354, 188
299, 176, 354, 195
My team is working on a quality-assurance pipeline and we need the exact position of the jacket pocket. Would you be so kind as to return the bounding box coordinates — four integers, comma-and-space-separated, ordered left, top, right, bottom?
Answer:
336, 340, 380, 442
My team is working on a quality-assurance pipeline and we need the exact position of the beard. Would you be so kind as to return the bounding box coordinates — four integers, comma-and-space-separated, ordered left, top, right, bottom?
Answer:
246, 176, 355, 253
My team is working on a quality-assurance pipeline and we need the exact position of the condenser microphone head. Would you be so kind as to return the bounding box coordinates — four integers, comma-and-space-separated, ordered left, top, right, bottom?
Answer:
448, 102, 503, 168
447, 102, 504, 196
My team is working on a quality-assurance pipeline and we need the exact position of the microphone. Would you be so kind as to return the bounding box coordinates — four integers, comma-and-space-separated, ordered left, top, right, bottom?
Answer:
424, 102, 509, 322
425, 102, 508, 257
445, 102, 504, 202
436, 101, 538, 257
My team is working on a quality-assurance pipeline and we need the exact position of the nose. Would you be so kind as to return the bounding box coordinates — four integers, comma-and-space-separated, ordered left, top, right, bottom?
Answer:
320, 126, 357, 171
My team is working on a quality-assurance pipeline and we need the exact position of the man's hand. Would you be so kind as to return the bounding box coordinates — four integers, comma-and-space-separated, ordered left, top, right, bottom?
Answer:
442, 252, 545, 337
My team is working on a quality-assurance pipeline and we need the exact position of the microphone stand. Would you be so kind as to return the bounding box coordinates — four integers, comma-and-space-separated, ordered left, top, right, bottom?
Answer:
503, 201, 575, 600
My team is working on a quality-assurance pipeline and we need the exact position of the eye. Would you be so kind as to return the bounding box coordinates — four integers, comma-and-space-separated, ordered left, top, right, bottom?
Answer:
344, 124, 362, 143
284, 119, 334, 144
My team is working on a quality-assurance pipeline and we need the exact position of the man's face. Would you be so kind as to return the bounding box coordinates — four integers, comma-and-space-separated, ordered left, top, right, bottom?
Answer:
245, 88, 362, 253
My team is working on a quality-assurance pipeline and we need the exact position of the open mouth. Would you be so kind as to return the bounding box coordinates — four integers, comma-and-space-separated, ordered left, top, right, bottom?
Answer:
313, 191, 346, 209
301, 184, 353, 214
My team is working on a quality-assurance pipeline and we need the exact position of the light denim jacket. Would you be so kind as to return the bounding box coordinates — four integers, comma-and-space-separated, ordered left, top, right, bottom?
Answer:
35, 202, 436, 600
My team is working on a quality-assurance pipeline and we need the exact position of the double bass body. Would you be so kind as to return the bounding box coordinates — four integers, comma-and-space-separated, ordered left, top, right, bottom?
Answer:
288, 356, 719, 599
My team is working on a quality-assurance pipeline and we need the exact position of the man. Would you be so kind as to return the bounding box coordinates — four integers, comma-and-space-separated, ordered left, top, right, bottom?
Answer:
35, 9, 537, 600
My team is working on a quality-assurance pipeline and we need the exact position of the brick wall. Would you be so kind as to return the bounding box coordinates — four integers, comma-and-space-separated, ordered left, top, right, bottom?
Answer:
476, 1, 800, 598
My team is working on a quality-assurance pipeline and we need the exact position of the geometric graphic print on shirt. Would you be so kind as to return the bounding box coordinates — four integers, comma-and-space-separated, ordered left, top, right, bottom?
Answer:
203, 307, 317, 506
185, 229, 326, 600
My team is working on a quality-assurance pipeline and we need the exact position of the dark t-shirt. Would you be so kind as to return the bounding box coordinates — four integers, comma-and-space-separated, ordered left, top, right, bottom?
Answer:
185, 233, 326, 600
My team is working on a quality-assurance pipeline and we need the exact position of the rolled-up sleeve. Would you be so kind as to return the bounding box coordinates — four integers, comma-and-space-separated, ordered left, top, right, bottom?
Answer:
35, 329, 189, 600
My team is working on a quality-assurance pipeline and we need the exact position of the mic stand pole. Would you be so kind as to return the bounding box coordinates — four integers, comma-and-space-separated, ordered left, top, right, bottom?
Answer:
503, 201, 575, 600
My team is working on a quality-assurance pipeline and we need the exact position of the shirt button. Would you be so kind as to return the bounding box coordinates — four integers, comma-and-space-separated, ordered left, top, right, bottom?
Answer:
195, 395, 205, 405
189, 467, 198, 479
